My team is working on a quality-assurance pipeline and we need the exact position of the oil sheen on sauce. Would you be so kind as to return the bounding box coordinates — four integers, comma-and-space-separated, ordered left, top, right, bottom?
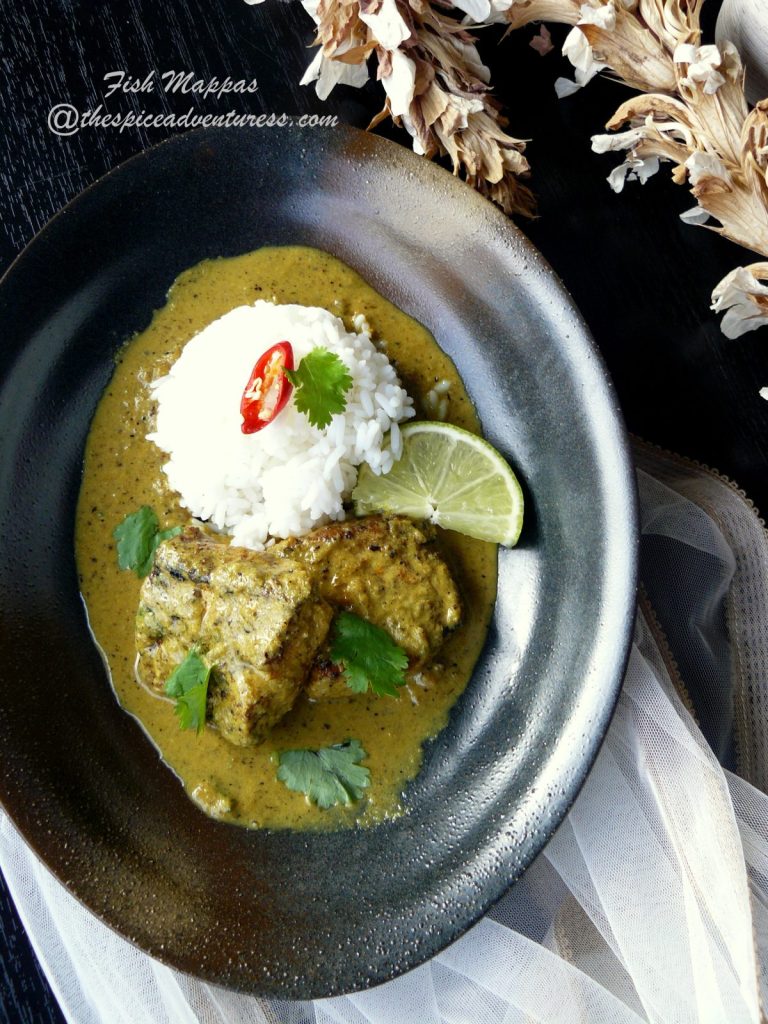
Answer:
75, 246, 497, 831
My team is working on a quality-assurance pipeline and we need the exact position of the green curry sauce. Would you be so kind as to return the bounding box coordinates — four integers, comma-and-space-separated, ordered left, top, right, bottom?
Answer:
75, 246, 497, 830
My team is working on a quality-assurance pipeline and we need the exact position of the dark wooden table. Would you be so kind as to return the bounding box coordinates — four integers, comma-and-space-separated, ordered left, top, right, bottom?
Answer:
1, 1, 766, 1019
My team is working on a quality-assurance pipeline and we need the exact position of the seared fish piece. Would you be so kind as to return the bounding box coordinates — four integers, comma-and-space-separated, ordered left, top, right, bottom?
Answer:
273, 515, 462, 700
136, 528, 333, 745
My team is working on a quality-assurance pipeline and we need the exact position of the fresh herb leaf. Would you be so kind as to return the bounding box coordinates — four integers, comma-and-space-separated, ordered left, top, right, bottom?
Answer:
164, 650, 211, 734
330, 611, 409, 698
114, 506, 158, 576
113, 506, 182, 577
284, 347, 353, 430
276, 739, 370, 808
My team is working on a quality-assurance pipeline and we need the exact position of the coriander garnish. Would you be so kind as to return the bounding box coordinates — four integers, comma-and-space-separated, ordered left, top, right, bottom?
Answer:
285, 347, 353, 430
330, 611, 409, 698
276, 740, 371, 808
113, 506, 181, 578
164, 650, 211, 734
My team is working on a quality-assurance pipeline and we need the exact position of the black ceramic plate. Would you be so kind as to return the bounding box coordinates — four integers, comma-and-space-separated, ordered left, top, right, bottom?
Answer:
0, 126, 637, 998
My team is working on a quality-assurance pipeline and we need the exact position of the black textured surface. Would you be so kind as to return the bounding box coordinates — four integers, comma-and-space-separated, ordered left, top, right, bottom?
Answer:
1, 0, 766, 1017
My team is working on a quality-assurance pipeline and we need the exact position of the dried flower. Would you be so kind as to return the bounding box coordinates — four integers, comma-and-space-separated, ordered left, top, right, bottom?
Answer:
504, 0, 686, 96
297, 0, 534, 215
299, 0, 374, 100
589, 48, 768, 290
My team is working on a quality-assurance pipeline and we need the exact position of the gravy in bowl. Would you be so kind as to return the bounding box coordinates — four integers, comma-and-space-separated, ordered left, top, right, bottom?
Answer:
76, 246, 497, 830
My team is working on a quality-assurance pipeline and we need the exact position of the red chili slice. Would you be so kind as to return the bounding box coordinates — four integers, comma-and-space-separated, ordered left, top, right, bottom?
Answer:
240, 341, 294, 434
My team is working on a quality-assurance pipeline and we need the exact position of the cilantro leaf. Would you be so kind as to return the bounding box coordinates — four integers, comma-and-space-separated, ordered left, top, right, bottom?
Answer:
276, 740, 371, 808
114, 506, 158, 576
113, 506, 182, 577
164, 650, 211, 734
285, 347, 352, 430
330, 611, 409, 698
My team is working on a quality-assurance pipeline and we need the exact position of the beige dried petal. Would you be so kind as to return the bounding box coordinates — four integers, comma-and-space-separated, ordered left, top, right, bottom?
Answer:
742, 100, 768, 200
563, 23, 599, 75
376, 46, 393, 78
747, 101, 768, 171
359, 0, 410, 48
634, 136, 689, 178
711, 263, 768, 339
420, 81, 450, 128
605, 93, 696, 134
475, 134, 504, 181
308, 0, 371, 63
504, 0, 581, 31
402, 108, 432, 156
598, 95, 697, 171
485, 0, 517, 24
680, 206, 711, 225
451, 0, 492, 20
580, 16, 677, 93
301, 45, 371, 99
579, 2, 616, 30
554, 0, 681, 98
440, 94, 486, 136
677, 44, 727, 95
673, 42, 697, 64
675, 41, 747, 165
412, 54, 435, 96
381, 46, 417, 116
367, 103, 390, 131
607, 155, 659, 192
690, 172, 768, 254
654, 0, 704, 42
481, 175, 536, 217
686, 150, 730, 186
555, 25, 605, 95
434, 116, 461, 165
592, 126, 646, 154
334, 40, 378, 62
594, 89, 767, 251
529, 24, 554, 55
450, 37, 492, 86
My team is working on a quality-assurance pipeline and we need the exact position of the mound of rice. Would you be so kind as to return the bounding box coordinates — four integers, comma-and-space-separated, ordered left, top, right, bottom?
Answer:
147, 301, 414, 549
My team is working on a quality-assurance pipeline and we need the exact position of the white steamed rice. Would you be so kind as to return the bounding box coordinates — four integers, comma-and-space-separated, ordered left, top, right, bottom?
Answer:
147, 301, 414, 549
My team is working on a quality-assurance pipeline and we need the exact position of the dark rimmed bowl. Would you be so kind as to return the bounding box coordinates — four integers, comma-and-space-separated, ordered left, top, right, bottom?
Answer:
0, 125, 637, 998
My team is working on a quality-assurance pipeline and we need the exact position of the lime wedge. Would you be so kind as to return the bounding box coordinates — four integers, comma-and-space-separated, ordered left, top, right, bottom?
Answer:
352, 421, 524, 547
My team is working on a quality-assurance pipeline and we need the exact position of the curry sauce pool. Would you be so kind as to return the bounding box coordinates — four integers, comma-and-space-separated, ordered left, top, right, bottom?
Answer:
75, 245, 497, 830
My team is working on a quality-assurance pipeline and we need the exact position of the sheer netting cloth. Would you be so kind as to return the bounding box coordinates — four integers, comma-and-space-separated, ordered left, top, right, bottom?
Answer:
1, 439, 767, 1024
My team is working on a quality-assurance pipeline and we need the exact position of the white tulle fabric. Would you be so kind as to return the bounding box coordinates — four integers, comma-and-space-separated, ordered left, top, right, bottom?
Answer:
1, 442, 767, 1024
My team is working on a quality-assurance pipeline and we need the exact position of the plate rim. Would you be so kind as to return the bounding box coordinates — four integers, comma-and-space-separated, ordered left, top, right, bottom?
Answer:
0, 124, 639, 998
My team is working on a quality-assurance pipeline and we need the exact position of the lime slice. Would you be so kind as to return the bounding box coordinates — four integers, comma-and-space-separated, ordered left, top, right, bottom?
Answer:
352, 421, 524, 547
